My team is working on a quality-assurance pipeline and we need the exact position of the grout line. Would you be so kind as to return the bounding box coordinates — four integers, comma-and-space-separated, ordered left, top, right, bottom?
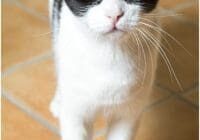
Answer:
181, 82, 199, 95
144, 94, 173, 112
5, 0, 48, 21
155, 83, 199, 110
143, 84, 175, 112
2, 89, 60, 136
154, 84, 173, 96
144, 91, 199, 113
145, 84, 199, 112
156, 81, 199, 95
155, 82, 175, 95
2, 51, 53, 77
173, 93, 199, 110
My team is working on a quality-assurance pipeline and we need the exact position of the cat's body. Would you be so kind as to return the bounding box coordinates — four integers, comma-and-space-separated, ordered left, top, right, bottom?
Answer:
49, 0, 160, 140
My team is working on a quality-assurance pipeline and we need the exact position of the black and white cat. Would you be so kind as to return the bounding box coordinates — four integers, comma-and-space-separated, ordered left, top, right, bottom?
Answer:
49, 0, 159, 140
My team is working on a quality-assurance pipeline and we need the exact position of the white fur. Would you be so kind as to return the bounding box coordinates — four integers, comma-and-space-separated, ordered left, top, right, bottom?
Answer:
49, 0, 151, 140
107, 120, 133, 140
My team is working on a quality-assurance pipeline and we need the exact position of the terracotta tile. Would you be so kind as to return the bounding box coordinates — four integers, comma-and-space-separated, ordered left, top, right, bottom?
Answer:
19, 0, 49, 17
2, 98, 59, 140
3, 58, 58, 126
2, 2, 51, 71
135, 97, 198, 140
156, 18, 198, 93
178, 3, 199, 24
158, 0, 192, 9
183, 88, 199, 105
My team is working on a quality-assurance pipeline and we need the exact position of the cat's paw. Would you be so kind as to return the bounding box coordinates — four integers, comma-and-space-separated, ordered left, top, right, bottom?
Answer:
49, 99, 60, 118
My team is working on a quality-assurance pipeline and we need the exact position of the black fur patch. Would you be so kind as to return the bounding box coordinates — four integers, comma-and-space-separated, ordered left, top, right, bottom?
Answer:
64, 0, 102, 16
53, 0, 63, 21
64, 0, 159, 16
125, 0, 159, 12
52, 0, 63, 40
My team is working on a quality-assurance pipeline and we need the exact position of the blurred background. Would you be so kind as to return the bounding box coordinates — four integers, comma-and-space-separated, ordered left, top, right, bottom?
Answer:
2, 0, 199, 140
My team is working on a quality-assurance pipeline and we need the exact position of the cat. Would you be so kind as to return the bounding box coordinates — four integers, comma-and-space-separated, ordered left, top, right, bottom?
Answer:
49, 0, 160, 140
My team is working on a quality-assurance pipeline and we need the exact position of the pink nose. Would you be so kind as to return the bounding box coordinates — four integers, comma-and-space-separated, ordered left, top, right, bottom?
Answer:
107, 12, 124, 24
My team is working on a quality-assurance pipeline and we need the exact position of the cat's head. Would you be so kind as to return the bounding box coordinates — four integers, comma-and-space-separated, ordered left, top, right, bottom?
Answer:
64, 0, 159, 40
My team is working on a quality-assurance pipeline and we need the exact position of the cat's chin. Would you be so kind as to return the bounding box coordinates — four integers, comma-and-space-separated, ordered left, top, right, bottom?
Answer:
89, 28, 127, 43
102, 29, 126, 42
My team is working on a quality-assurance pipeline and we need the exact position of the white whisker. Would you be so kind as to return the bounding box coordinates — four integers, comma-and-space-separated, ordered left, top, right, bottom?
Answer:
138, 27, 183, 90
135, 27, 154, 75
138, 21, 192, 56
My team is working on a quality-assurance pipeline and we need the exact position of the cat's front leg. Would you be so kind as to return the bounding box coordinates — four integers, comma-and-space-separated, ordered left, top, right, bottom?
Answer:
58, 103, 89, 140
50, 90, 61, 118
107, 119, 135, 140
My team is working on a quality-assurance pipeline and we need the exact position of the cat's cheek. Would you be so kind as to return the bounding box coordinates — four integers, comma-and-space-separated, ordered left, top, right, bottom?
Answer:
89, 22, 113, 34
123, 4, 141, 26
117, 19, 137, 32
86, 14, 112, 34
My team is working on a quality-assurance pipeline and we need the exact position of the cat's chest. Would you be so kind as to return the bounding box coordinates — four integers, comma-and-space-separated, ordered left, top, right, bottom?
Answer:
58, 41, 133, 79
56, 39, 136, 101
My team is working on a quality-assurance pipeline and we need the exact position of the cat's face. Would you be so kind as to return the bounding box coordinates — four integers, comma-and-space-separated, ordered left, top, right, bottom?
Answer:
65, 0, 159, 39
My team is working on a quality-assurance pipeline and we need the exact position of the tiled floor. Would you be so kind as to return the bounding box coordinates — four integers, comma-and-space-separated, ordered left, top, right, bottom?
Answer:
2, 0, 199, 140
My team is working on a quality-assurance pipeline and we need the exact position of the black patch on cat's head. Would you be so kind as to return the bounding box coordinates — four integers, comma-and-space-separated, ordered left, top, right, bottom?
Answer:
126, 0, 159, 12
64, 0, 159, 17
64, 0, 102, 16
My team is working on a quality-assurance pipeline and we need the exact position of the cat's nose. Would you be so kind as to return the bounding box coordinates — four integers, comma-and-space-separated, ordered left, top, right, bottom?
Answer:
107, 11, 124, 24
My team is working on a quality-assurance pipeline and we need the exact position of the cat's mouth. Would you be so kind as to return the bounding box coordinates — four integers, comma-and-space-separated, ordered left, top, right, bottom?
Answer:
104, 26, 126, 35
109, 27, 124, 33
